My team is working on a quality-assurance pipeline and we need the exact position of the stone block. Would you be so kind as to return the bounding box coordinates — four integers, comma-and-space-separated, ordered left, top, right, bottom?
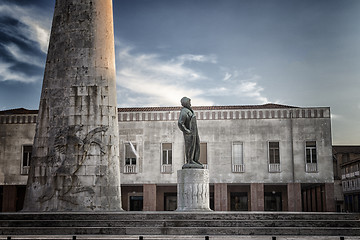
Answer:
85, 165, 96, 176
96, 165, 108, 176
76, 86, 88, 96
177, 169, 211, 212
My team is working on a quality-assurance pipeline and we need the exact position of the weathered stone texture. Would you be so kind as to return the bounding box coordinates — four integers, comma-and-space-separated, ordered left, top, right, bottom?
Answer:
23, 0, 121, 211
177, 169, 211, 211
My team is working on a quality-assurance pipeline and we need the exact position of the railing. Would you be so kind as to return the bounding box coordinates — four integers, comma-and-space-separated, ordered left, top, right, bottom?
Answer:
161, 164, 173, 173
306, 163, 318, 173
232, 164, 245, 173
202, 164, 208, 169
269, 163, 280, 173
343, 179, 360, 192
21, 166, 30, 175
124, 165, 137, 173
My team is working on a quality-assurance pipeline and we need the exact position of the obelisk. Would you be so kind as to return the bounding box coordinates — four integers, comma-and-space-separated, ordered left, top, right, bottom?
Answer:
23, 0, 122, 211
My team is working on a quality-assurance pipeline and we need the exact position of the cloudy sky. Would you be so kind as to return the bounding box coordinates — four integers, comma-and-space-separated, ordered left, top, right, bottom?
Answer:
0, 0, 359, 145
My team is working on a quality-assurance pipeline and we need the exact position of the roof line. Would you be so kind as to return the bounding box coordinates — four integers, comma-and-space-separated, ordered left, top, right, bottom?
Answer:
0, 103, 331, 115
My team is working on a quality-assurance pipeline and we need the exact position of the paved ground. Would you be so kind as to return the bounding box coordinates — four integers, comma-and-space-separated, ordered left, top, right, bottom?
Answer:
0, 236, 358, 240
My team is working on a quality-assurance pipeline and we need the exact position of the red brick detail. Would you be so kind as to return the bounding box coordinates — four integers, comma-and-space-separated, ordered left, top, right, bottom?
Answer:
143, 184, 157, 211
2, 185, 17, 212
250, 183, 264, 211
287, 183, 302, 212
324, 183, 335, 212
214, 183, 228, 211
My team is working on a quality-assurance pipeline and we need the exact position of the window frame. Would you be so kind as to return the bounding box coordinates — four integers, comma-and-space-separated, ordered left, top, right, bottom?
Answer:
161, 143, 172, 165
161, 143, 173, 173
232, 141, 244, 173
199, 142, 208, 168
268, 141, 280, 164
125, 143, 137, 166
124, 142, 138, 174
305, 141, 318, 172
21, 145, 32, 175
305, 141, 317, 164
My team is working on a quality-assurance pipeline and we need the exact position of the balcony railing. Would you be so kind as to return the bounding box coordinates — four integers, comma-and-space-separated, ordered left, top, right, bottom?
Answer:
232, 164, 245, 173
306, 163, 318, 173
124, 165, 137, 173
269, 163, 280, 173
21, 166, 30, 175
161, 164, 173, 173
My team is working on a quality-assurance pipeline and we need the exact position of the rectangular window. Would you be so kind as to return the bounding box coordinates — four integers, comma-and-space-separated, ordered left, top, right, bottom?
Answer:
269, 142, 280, 164
306, 141, 317, 172
199, 143, 208, 168
21, 145, 32, 175
161, 143, 173, 173
162, 143, 172, 165
268, 142, 280, 172
164, 193, 177, 211
129, 195, 143, 211
306, 141, 317, 163
230, 192, 248, 211
264, 192, 282, 211
232, 142, 244, 172
124, 143, 137, 173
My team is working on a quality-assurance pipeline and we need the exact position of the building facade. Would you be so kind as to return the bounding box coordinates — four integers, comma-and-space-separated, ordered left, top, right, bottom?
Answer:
0, 104, 335, 212
333, 146, 360, 212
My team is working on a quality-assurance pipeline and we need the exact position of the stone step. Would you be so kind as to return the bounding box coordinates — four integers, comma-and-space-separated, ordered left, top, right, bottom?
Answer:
1, 212, 359, 221
1, 226, 360, 236
2, 236, 358, 240
0, 212, 359, 236
1, 219, 359, 228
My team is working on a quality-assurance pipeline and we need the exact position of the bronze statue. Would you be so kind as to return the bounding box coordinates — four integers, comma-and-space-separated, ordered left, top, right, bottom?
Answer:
178, 97, 203, 169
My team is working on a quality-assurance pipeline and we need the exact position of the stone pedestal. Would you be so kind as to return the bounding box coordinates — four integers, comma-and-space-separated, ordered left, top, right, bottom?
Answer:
177, 169, 211, 212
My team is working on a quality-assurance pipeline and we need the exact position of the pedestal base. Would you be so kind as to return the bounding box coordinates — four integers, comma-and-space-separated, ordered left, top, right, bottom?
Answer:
176, 169, 211, 212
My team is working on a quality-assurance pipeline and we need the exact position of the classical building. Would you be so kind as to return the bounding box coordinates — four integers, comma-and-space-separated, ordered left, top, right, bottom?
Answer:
333, 146, 360, 212
0, 103, 335, 212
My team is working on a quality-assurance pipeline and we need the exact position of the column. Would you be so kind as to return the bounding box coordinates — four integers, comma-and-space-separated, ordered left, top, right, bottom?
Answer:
2, 185, 17, 212
23, 0, 122, 211
143, 184, 157, 211
307, 189, 312, 211
250, 183, 264, 211
287, 183, 302, 212
214, 183, 228, 211
324, 183, 335, 212
302, 190, 307, 212
311, 188, 317, 211
316, 186, 322, 211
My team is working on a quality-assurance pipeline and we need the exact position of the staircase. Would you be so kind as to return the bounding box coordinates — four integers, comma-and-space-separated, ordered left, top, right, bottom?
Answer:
0, 212, 359, 237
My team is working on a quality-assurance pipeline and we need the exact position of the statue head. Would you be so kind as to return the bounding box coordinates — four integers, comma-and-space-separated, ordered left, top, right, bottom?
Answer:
181, 97, 191, 108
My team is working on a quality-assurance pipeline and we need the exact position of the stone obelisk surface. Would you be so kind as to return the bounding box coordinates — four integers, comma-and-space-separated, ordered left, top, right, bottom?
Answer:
23, 0, 122, 211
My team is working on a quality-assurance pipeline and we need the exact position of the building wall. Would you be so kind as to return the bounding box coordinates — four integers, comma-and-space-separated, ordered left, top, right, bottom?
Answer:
0, 114, 37, 185
333, 146, 360, 212
118, 107, 333, 185
0, 105, 335, 212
